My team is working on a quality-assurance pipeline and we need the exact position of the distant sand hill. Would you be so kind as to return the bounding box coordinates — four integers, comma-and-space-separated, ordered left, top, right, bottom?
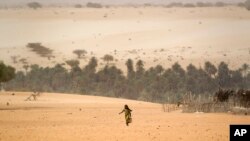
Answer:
0, 6, 249, 72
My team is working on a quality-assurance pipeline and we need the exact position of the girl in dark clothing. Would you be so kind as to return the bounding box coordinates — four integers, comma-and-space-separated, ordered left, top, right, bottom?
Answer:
119, 105, 132, 126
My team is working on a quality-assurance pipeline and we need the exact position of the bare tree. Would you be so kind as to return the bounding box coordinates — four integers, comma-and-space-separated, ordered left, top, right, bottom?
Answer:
103, 54, 114, 65
73, 49, 87, 59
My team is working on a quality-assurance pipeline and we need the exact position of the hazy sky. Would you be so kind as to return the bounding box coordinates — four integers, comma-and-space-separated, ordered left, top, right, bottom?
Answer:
0, 0, 246, 6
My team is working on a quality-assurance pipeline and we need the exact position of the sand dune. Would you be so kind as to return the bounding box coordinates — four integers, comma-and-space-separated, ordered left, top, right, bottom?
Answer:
0, 7, 250, 71
0, 92, 249, 141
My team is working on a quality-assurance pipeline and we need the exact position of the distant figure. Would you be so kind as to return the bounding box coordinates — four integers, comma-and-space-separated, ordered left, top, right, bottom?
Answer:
119, 105, 132, 126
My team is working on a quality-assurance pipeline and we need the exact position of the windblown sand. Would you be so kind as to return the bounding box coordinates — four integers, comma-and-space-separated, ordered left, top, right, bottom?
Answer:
0, 92, 249, 141
0, 7, 250, 71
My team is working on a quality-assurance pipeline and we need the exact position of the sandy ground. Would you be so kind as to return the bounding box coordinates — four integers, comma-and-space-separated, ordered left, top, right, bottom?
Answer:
0, 91, 249, 141
0, 7, 250, 71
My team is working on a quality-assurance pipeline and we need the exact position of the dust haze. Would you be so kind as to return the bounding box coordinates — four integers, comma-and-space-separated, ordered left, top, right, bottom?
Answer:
0, 1, 250, 141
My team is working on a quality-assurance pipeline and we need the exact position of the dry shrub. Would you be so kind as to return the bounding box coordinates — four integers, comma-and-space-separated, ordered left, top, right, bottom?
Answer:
182, 90, 250, 114
183, 3, 196, 8
86, 2, 103, 8
165, 2, 183, 8
196, 2, 213, 7
27, 2, 42, 9
182, 102, 231, 113
215, 2, 226, 7
162, 104, 180, 112
74, 4, 82, 8
231, 107, 250, 115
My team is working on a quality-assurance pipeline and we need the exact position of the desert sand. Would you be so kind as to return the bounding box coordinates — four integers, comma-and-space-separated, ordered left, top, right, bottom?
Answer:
0, 92, 249, 141
0, 6, 250, 71
1, 5, 250, 141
